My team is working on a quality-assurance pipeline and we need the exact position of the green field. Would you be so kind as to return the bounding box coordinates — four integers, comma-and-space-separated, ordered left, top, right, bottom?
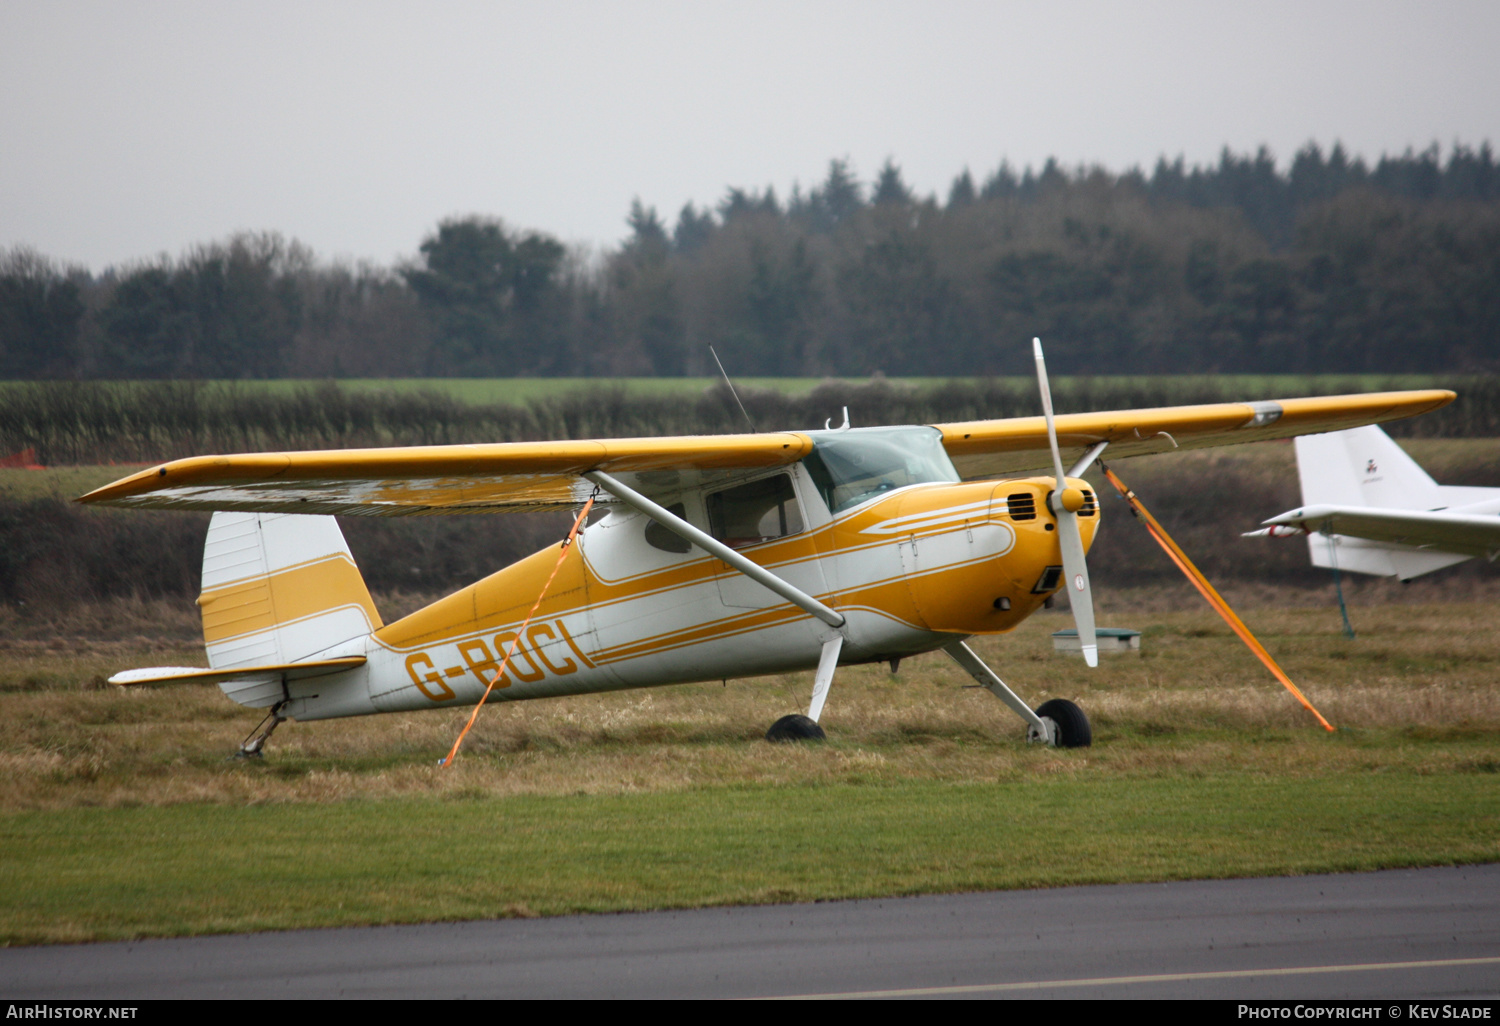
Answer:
6, 373, 1489, 471
1, 375, 1458, 404
3, 772, 1495, 945
0, 465, 141, 501
1, 597, 1497, 943
2, 392, 1495, 945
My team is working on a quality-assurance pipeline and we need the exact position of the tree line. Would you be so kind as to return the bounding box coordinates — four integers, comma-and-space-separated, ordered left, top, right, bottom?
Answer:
3, 142, 1498, 380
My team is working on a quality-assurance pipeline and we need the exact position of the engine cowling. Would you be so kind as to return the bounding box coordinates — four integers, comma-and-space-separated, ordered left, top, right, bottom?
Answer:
891, 477, 1100, 635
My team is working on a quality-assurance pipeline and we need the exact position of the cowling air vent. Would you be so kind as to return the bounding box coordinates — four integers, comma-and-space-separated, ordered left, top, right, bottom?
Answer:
1078, 489, 1098, 517
1006, 493, 1037, 520
1032, 565, 1063, 593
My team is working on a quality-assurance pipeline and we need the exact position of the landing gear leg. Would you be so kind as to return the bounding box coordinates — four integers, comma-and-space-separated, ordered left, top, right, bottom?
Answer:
231, 703, 287, 760
943, 641, 1091, 747
766, 635, 842, 743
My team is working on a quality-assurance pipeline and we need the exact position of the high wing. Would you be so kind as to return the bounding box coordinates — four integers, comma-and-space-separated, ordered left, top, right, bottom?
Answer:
936, 390, 1454, 479
77, 389, 1454, 515
1260, 504, 1500, 560
77, 433, 813, 515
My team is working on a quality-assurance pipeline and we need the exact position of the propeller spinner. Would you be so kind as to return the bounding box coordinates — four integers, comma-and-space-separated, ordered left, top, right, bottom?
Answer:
1033, 338, 1099, 667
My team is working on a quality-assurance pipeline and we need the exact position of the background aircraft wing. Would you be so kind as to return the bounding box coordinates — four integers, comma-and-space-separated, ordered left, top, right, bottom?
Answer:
935, 390, 1454, 479
1262, 504, 1500, 560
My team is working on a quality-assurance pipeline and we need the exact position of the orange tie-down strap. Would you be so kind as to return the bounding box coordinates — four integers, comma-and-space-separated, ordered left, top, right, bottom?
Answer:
442, 493, 597, 767
1099, 464, 1335, 732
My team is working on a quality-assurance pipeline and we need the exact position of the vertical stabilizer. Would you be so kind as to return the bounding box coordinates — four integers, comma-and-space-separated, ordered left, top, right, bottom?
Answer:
200, 512, 382, 706
1295, 425, 1441, 511
1295, 426, 1466, 580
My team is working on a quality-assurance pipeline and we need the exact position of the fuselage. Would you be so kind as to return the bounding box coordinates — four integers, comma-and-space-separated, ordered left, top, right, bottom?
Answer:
272, 445, 1099, 722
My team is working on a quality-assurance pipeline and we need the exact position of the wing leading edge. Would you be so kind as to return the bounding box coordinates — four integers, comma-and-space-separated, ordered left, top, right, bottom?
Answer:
936, 390, 1455, 480
77, 433, 813, 515
76, 390, 1454, 516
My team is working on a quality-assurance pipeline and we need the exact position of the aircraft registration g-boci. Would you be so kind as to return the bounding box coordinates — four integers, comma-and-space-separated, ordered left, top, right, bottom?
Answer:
78, 344, 1454, 756
1247, 424, 1500, 581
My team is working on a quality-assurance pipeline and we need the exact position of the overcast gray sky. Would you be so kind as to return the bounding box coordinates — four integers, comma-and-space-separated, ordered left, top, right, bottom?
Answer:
2, 0, 1496, 271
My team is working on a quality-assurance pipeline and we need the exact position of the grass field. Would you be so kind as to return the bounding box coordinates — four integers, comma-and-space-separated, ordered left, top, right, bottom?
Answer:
8, 374, 1491, 470
1, 374, 1458, 404
0, 465, 142, 501
4, 774, 1494, 945
1, 597, 1496, 944
2, 428, 1496, 944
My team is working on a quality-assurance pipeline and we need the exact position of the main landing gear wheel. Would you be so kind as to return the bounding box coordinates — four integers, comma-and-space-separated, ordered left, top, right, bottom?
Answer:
1032, 698, 1092, 748
765, 714, 826, 743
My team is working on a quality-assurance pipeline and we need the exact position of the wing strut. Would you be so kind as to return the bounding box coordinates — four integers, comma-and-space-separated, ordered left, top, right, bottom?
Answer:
1068, 441, 1109, 479
584, 470, 846, 629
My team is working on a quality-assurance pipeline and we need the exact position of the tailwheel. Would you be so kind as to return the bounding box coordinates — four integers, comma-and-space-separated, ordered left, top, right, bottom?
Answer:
765, 714, 826, 743
1032, 698, 1092, 748
229, 703, 287, 760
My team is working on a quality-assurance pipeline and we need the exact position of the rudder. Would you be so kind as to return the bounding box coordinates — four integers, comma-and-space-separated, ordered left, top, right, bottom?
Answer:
199, 513, 382, 680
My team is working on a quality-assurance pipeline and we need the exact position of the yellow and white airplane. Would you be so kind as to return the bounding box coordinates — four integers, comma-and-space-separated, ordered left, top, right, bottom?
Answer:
79, 344, 1454, 755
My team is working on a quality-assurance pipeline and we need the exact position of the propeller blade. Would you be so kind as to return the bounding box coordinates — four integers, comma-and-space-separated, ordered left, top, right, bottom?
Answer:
1033, 338, 1098, 667
1055, 510, 1098, 667
1033, 338, 1069, 488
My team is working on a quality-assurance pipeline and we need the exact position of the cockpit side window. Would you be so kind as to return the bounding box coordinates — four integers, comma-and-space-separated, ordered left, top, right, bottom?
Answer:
706, 474, 804, 548
644, 503, 692, 553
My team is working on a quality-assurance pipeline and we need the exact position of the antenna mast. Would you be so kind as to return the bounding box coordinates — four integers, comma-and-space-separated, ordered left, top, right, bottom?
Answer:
709, 346, 757, 432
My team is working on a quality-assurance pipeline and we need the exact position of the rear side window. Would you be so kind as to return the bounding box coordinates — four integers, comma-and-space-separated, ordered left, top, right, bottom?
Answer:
706, 475, 804, 548
644, 503, 692, 553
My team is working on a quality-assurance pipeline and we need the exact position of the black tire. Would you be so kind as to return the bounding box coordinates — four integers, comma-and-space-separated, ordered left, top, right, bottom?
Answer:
765, 714, 827, 743
1035, 698, 1092, 748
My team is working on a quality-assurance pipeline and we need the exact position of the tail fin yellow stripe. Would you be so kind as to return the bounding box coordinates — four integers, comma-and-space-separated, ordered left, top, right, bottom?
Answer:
199, 554, 382, 644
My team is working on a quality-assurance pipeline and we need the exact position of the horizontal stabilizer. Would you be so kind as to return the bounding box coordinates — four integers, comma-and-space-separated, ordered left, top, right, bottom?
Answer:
1262, 504, 1500, 559
108, 657, 366, 688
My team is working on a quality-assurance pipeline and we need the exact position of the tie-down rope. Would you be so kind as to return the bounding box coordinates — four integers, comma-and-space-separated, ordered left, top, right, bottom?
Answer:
441, 492, 598, 767
1099, 463, 1334, 732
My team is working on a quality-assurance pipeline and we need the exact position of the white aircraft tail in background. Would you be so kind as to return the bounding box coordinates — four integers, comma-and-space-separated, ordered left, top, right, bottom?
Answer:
1247, 425, 1500, 580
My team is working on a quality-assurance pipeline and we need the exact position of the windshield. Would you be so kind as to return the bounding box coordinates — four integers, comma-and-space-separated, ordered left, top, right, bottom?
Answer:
803, 426, 960, 514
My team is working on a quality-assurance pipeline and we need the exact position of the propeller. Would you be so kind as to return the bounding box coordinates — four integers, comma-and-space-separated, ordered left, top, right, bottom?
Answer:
1033, 338, 1098, 668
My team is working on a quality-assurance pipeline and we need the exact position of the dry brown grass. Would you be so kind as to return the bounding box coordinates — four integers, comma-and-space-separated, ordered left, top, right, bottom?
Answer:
1, 594, 1496, 812
0, 589, 452, 643
0, 598, 200, 644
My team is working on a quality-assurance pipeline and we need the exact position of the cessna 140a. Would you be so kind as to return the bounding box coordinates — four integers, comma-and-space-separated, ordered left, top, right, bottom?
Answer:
78, 346, 1454, 755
